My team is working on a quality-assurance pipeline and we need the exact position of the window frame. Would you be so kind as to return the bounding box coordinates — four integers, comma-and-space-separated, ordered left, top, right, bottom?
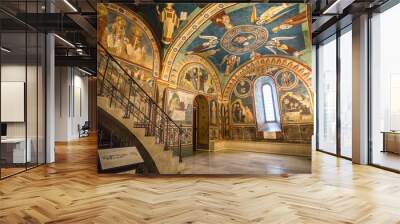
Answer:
261, 83, 277, 122
254, 76, 281, 132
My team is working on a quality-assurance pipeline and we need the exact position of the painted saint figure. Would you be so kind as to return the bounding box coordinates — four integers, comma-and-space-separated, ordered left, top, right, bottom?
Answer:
184, 66, 208, 92
107, 16, 127, 55
243, 106, 254, 123
97, 4, 108, 44
238, 80, 249, 94
157, 3, 180, 45
280, 71, 293, 87
232, 34, 255, 47
210, 101, 217, 125
126, 26, 146, 62
232, 102, 244, 123
221, 55, 240, 76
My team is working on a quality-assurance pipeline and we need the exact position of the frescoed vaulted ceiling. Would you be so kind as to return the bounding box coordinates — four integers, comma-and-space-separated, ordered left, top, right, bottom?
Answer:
99, 3, 311, 99
153, 3, 311, 91
98, 3, 313, 144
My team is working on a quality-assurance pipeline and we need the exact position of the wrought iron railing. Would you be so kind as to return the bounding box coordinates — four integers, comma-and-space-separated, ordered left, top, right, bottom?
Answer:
97, 43, 182, 162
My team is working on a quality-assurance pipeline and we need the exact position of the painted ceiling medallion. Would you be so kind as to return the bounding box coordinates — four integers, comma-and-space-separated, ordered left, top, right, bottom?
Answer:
220, 25, 268, 55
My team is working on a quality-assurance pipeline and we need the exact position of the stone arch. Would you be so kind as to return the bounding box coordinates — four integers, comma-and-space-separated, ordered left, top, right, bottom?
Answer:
174, 54, 223, 100
222, 56, 312, 102
160, 3, 237, 81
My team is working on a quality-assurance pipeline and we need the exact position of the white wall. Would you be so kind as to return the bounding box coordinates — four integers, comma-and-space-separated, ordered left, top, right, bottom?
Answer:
1, 65, 33, 137
55, 67, 89, 141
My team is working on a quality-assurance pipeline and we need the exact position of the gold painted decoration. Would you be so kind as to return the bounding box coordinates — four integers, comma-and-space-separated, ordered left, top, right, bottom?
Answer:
157, 3, 180, 45
173, 54, 222, 100
280, 92, 313, 123
220, 25, 268, 55
161, 3, 236, 81
233, 78, 251, 98
166, 89, 194, 124
98, 3, 160, 77
275, 69, 298, 90
231, 98, 255, 124
223, 56, 312, 101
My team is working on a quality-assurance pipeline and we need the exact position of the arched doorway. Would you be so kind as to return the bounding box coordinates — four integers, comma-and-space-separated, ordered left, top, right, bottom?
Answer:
193, 95, 209, 151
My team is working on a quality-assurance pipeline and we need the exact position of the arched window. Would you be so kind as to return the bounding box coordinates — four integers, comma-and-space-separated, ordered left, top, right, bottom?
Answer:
254, 76, 281, 132
262, 84, 276, 122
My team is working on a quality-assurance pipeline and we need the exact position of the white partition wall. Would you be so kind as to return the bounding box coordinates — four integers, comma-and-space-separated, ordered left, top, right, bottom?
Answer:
1, 82, 25, 122
55, 67, 89, 141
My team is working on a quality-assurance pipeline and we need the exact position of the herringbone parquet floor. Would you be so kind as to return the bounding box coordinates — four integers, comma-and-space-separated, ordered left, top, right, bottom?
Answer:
1, 136, 400, 224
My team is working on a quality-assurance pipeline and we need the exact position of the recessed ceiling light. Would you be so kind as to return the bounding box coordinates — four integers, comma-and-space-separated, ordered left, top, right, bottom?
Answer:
323, 0, 354, 15
63, 0, 78, 12
1, 47, 11, 53
77, 67, 93, 76
54, 34, 75, 48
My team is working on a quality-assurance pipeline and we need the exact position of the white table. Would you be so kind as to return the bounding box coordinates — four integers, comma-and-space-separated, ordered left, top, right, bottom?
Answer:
1, 138, 31, 163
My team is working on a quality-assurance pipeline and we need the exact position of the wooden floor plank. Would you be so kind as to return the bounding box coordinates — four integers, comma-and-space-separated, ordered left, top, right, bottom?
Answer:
0, 136, 400, 223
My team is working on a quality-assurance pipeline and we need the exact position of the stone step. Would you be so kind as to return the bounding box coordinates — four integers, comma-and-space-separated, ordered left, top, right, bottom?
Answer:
98, 96, 184, 174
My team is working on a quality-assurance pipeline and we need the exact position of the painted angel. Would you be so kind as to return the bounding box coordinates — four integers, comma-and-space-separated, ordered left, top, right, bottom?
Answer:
265, 36, 299, 55
272, 11, 308, 33
186, 35, 219, 54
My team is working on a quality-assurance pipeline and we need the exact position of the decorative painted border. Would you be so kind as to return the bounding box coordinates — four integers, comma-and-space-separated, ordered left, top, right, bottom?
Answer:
174, 54, 223, 100
161, 3, 237, 81
222, 56, 312, 102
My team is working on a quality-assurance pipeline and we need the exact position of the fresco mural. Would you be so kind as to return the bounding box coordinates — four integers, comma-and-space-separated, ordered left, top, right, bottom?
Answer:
98, 3, 313, 175
156, 3, 202, 45
210, 100, 218, 126
163, 3, 310, 89
279, 83, 313, 123
230, 76, 255, 125
118, 60, 154, 96
178, 63, 215, 95
98, 4, 157, 70
166, 89, 194, 125
275, 69, 298, 90
172, 54, 221, 98
225, 55, 313, 142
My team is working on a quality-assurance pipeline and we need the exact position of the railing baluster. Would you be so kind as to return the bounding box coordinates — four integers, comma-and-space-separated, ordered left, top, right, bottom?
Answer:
98, 43, 183, 163
165, 119, 169, 151
179, 124, 183, 163
99, 56, 110, 96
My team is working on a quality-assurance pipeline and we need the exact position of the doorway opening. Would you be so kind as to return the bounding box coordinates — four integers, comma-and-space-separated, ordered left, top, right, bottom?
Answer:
192, 95, 209, 152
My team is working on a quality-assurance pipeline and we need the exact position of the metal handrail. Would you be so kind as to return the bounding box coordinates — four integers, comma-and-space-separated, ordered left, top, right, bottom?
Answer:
97, 43, 183, 162
97, 42, 182, 132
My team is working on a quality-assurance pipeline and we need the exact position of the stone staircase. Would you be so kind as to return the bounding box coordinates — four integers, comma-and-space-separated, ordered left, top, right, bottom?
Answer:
97, 43, 185, 174
98, 96, 184, 174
